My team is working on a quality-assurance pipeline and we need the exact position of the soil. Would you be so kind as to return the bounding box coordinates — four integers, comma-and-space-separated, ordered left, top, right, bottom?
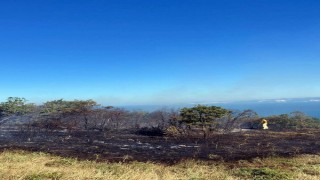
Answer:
1, 129, 320, 164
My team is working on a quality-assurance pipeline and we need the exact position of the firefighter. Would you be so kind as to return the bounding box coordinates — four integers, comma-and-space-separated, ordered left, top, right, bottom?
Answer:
261, 119, 268, 130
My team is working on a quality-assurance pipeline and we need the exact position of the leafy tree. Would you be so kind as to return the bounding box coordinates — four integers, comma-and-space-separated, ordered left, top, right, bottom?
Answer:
0, 97, 35, 116
261, 111, 320, 130
180, 105, 230, 125
41, 99, 97, 115
180, 105, 230, 138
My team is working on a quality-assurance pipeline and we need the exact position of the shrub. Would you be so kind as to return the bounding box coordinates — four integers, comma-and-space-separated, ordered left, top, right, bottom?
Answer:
136, 127, 164, 136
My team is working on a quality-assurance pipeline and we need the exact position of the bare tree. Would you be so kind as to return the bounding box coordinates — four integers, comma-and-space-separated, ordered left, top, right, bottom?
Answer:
221, 109, 259, 132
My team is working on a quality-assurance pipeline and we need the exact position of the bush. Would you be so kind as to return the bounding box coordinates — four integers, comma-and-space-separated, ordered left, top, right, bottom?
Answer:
266, 113, 320, 130
165, 126, 181, 136
136, 127, 164, 136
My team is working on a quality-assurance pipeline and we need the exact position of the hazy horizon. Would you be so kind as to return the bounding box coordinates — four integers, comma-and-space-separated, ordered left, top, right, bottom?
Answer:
1, 96, 319, 118
121, 97, 320, 118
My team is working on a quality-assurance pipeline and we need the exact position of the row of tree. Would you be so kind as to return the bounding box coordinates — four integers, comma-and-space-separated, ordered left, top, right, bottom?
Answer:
0, 97, 174, 132
1, 97, 319, 137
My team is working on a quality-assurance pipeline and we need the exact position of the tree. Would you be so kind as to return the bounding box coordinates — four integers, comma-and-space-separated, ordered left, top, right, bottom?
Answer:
0, 97, 35, 117
222, 109, 259, 132
90, 106, 130, 131
289, 111, 317, 129
180, 105, 230, 138
130, 111, 147, 129
40, 99, 98, 130
109, 108, 128, 130
180, 105, 230, 125
146, 108, 172, 130
41, 99, 97, 115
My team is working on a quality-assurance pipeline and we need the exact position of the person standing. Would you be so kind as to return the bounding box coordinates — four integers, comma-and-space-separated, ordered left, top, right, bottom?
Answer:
261, 119, 268, 130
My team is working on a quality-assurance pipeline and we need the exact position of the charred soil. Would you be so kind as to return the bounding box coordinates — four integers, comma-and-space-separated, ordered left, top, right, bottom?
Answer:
1, 129, 319, 164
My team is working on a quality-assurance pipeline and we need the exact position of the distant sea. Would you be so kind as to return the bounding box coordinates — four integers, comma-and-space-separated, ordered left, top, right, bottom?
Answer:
217, 102, 320, 118
122, 99, 320, 118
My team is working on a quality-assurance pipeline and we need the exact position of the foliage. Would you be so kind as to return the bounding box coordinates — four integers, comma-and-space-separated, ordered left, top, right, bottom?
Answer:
36, 99, 98, 130
180, 105, 230, 125
265, 111, 320, 130
41, 99, 97, 116
165, 126, 181, 136
178, 105, 230, 138
0, 97, 35, 116
1, 97, 319, 133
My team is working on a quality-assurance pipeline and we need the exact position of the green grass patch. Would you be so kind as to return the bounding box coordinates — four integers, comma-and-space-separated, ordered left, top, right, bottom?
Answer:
235, 167, 293, 180
25, 172, 63, 180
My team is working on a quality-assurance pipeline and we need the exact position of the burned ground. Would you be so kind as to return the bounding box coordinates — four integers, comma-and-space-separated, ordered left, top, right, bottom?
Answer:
0, 129, 319, 164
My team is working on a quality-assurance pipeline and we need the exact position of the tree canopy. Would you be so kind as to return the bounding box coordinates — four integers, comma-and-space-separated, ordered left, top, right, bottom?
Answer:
180, 105, 230, 125
41, 99, 98, 116
0, 97, 35, 116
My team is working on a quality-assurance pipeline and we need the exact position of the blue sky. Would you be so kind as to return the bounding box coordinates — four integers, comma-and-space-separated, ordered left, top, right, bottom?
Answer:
0, 0, 320, 105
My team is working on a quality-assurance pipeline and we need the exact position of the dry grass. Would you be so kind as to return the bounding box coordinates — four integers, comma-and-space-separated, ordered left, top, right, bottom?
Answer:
0, 150, 233, 180
0, 150, 319, 180
229, 154, 320, 180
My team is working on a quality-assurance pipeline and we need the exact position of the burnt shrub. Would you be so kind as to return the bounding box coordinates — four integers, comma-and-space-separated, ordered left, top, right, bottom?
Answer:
136, 127, 164, 136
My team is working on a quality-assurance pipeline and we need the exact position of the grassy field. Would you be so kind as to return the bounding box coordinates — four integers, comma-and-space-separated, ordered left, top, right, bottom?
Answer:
0, 150, 319, 180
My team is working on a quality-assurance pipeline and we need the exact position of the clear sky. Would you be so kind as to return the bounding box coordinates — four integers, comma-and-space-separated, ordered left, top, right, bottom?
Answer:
0, 0, 320, 105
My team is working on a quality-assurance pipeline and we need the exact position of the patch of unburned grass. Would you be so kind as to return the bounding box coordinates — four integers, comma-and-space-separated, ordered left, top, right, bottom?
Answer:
235, 167, 292, 180
25, 172, 63, 180
229, 154, 320, 180
0, 150, 234, 180
0, 150, 320, 179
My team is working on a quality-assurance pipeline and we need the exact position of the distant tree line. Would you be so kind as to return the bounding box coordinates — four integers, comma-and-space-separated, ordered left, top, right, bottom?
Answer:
1, 97, 319, 137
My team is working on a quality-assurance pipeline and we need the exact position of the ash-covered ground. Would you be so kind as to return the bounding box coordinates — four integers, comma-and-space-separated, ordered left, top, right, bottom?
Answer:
1, 127, 319, 164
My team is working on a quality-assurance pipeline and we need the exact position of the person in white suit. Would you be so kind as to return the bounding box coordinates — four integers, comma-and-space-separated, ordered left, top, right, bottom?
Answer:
261, 119, 268, 130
